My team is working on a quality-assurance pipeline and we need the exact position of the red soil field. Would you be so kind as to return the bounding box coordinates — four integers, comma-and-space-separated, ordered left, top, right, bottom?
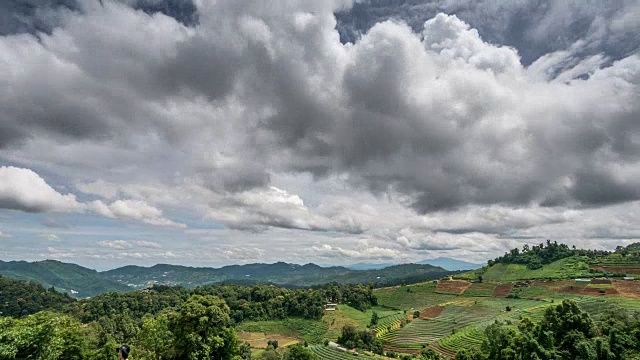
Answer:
436, 280, 472, 294
590, 279, 612, 285
492, 283, 513, 297
582, 287, 619, 295
419, 306, 445, 319
613, 280, 640, 299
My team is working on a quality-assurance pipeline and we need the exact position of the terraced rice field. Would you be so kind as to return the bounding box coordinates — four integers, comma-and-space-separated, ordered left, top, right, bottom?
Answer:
381, 305, 500, 350
462, 282, 496, 297
593, 254, 640, 267
429, 342, 456, 359
437, 323, 486, 353
372, 313, 408, 336
307, 345, 377, 359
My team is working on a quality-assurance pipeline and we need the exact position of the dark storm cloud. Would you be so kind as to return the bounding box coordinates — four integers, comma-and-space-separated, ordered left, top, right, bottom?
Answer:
1, 0, 639, 222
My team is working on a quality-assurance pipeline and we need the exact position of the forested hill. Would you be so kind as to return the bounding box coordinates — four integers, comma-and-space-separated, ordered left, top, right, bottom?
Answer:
0, 260, 130, 298
101, 262, 453, 289
0, 275, 75, 317
0, 259, 453, 298
460, 241, 640, 282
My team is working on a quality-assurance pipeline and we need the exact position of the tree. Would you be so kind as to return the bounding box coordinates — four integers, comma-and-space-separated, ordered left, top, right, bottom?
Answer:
172, 295, 240, 360
139, 313, 173, 360
282, 345, 318, 360
238, 343, 252, 360
455, 348, 484, 360
419, 348, 442, 360
0, 311, 88, 360
267, 340, 279, 350
370, 311, 379, 326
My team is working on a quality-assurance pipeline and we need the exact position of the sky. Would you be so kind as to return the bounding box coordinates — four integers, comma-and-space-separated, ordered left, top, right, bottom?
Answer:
0, 0, 639, 271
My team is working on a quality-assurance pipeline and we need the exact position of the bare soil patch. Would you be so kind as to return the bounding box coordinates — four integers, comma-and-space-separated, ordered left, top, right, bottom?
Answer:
590, 279, 612, 285
582, 287, 619, 295
613, 280, 640, 299
436, 280, 472, 294
492, 283, 513, 297
419, 306, 445, 319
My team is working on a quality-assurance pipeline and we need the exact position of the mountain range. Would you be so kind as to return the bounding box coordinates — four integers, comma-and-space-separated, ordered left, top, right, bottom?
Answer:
0, 259, 454, 298
346, 257, 483, 271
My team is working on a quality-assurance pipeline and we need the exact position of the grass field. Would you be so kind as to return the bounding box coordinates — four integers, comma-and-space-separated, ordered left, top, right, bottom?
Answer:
462, 282, 496, 297
237, 318, 328, 344
374, 282, 457, 311
307, 345, 381, 359
477, 257, 593, 281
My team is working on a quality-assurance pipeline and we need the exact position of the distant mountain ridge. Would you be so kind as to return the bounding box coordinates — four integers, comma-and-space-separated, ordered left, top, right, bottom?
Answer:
0, 260, 130, 298
0, 259, 454, 298
345, 257, 483, 271
101, 261, 453, 289
417, 257, 483, 271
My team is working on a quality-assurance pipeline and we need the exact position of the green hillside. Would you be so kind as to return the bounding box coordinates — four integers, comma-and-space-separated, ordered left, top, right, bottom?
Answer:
0, 275, 75, 317
0, 260, 130, 298
465, 256, 592, 282
460, 242, 640, 282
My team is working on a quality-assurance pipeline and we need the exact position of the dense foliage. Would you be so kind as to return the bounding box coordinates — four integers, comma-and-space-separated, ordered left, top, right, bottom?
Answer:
0, 275, 75, 318
490, 240, 576, 269
337, 324, 384, 354
0, 277, 379, 359
455, 299, 640, 360
323, 283, 378, 311
0, 293, 325, 360
194, 285, 327, 321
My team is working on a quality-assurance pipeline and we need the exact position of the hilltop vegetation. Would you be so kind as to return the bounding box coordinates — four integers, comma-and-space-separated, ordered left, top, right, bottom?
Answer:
462, 241, 640, 282
0, 275, 75, 317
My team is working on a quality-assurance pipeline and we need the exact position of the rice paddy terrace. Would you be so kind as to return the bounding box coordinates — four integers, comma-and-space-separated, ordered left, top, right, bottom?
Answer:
371, 279, 640, 359
234, 249, 640, 359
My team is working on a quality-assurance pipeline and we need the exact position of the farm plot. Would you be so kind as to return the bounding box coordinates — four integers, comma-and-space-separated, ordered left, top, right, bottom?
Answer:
372, 313, 408, 336
375, 282, 457, 311
436, 322, 489, 357
462, 282, 496, 297
583, 283, 618, 295
307, 345, 377, 359
492, 283, 513, 297
237, 318, 328, 344
592, 266, 640, 274
381, 305, 500, 350
613, 280, 640, 299
436, 280, 472, 294
237, 332, 300, 349
417, 306, 445, 319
